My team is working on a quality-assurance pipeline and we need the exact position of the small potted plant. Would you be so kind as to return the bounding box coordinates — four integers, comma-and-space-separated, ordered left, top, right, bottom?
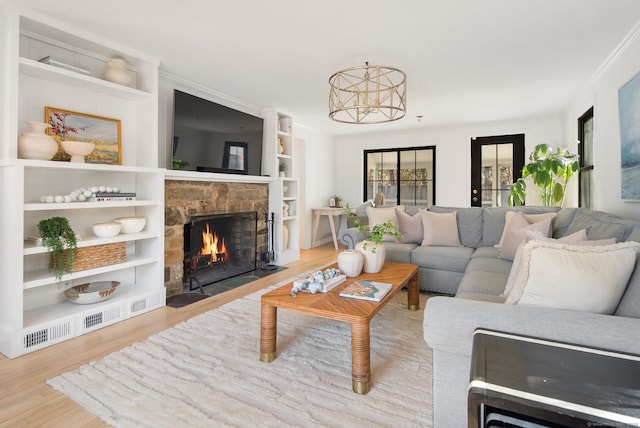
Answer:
279, 160, 286, 177
331, 194, 343, 208
38, 216, 78, 280
354, 220, 400, 273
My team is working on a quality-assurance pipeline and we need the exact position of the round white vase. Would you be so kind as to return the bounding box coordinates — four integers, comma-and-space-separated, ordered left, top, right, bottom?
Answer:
18, 121, 59, 160
104, 58, 131, 86
282, 224, 289, 250
61, 140, 95, 163
337, 249, 364, 277
355, 241, 386, 273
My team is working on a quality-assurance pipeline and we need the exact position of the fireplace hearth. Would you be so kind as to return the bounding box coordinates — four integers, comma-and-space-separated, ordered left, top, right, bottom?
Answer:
184, 211, 257, 292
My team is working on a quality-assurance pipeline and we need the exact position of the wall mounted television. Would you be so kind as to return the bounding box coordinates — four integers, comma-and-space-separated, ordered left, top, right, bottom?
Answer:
171, 89, 264, 176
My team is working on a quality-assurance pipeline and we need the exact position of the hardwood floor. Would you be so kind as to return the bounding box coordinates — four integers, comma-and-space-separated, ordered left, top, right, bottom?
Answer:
0, 244, 340, 427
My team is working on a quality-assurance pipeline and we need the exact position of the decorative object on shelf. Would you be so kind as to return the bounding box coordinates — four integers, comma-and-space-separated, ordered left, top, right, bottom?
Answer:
61, 139, 95, 163
104, 57, 132, 86
329, 62, 407, 124
114, 216, 146, 233
277, 138, 286, 154
64, 281, 120, 304
37, 216, 78, 281
330, 194, 343, 208
59, 242, 126, 273
92, 222, 121, 238
279, 117, 291, 133
39, 185, 128, 204
18, 121, 59, 160
46, 106, 122, 165
282, 201, 290, 217
39, 56, 91, 75
279, 160, 286, 177
290, 268, 344, 297
282, 223, 289, 249
337, 249, 364, 277
508, 142, 580, 207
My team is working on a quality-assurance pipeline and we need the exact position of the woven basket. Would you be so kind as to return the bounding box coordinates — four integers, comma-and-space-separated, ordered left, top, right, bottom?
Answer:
50, 242, 126, 272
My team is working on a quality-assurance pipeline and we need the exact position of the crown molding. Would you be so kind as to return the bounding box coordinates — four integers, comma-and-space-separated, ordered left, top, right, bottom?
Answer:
588, 18, 640, 85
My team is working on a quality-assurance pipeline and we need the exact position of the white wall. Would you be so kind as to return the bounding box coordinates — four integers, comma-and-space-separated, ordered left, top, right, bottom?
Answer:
295, 123, 336, 249
334, 116, 564, 208
564, 23, 640, 219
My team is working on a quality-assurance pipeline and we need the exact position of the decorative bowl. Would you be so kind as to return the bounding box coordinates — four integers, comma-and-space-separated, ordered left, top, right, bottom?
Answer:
92, 222, 121, 238
64, 281, 120, 304
61, 140, 95, 163
114, 216, 146, 233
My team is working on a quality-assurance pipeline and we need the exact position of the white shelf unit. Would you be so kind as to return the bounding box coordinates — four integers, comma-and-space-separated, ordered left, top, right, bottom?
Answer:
263, 109, 300, 265
0, 7, 164, 358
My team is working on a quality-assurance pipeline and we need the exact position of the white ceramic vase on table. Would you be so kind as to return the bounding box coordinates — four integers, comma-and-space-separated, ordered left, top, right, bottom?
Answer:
355, 241, 386, 273
18, 121, 59, 160
337, 249, 364, 277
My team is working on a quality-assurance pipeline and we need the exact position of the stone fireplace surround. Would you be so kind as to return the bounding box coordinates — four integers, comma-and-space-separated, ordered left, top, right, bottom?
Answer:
164, 179, 269, 298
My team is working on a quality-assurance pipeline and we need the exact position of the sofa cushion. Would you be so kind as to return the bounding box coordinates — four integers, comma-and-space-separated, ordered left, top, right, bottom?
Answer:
471, 246, 500, 259
395, 207, 424, 244
383, 242, 418, 264
429, 206, 483, 248
482, 207, 560, 247
411, 245, 474, 272
456, 270, 510, 296
496, 211, 557, 248
566, 209, 627, 241
421, 211, 462, 246
505, 240, 640, 314
499, 215, 553, 261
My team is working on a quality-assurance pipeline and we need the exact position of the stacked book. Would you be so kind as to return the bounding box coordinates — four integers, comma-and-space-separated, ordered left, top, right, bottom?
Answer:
339, 280, 393, 302
89, 192, 136, 202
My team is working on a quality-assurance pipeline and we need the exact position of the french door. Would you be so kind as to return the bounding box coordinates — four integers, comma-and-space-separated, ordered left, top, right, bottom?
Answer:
470, 134, 525, 207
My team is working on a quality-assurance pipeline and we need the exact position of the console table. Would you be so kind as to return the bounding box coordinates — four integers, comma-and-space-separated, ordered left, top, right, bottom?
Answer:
468, 329, 640, 427
311, 207, 345, 250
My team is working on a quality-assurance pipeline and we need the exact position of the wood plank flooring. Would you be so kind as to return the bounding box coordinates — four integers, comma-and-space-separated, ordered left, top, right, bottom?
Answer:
0, 244, 340, 427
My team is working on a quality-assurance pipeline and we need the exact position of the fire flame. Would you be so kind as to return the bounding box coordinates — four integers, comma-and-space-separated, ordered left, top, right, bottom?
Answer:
198, 223, 229, 263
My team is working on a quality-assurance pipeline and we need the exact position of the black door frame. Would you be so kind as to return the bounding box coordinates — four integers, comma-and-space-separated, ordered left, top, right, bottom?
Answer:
470, 134, 525, 207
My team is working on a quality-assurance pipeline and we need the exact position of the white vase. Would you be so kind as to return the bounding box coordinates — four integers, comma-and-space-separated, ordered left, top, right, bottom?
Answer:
355, 241, 386, 273
282, 224, 289, 250
104, 57, 131, 86
18, 121, 59, 160
337, 249, 364, 277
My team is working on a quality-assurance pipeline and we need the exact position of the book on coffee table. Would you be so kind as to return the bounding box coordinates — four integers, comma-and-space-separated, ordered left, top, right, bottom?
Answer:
339, 280, 393, 302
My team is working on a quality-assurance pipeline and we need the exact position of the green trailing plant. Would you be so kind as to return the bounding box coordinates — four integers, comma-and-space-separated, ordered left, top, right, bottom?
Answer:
344, 206, 401, 253
508, 142, 580, 207
37, 216, 78, 280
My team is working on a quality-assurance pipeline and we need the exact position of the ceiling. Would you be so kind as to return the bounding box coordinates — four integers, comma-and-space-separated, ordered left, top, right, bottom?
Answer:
7, 0, 640, 136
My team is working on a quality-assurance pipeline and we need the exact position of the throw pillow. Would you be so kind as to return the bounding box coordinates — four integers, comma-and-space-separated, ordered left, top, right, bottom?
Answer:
498, 214, 553, 261
495, 211, 558, 248
504, 240, 640, 314
501, 228, 589, 297
366, 205, 403, 242
421, 210, 461, 246
395, 207, 424, 244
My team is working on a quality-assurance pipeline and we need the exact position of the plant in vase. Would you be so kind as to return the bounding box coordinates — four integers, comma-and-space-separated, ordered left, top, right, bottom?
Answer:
508, 141, 580, 207
353, 219, 401, 274
37, 216, 78, 281
331, 194, 343, 208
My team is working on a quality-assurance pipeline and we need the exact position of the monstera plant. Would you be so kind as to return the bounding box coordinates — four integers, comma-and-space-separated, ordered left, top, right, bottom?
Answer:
509, 142, 580, 207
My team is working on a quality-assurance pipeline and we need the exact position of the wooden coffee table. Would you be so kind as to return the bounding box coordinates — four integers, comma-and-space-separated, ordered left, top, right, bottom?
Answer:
260, 261, 419, 394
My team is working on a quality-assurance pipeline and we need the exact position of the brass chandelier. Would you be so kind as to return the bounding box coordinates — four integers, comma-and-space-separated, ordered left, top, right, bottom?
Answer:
329, 62, 407, 124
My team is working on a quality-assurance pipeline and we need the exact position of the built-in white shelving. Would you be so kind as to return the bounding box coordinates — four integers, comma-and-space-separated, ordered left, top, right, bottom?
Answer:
0, 6, 164, 358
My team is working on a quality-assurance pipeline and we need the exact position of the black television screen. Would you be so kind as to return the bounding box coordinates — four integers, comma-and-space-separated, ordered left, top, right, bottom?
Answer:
171, 89, 264, 176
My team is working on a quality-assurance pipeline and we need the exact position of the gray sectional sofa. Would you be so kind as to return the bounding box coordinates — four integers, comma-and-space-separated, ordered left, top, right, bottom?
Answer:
340, 204, 640, 427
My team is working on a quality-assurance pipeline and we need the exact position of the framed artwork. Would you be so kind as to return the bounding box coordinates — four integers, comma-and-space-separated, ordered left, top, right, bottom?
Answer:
45, 106, 122, 165
619, 72, 640, 200
222, 141, 248, 174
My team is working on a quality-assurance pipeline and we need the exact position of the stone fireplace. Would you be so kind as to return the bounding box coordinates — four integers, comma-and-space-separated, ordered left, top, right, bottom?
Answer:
164, 180, 269, 298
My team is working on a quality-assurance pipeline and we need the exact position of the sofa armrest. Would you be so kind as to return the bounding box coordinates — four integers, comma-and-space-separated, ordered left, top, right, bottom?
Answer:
338, 227, 368, 250
424, 296, 640, 357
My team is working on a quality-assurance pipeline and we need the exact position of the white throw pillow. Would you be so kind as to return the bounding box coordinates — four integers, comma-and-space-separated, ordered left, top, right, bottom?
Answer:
504, 240, 640, 314
495, 211, 557, 248
366, 205, 403, 241
501, 229, 589, 297
499, 214, 553, 261
421, 210, 461, 246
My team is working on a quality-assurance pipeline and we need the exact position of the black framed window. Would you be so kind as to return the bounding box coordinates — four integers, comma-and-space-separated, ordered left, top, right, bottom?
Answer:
578, 108, 594, 209
363, 146, 435, 207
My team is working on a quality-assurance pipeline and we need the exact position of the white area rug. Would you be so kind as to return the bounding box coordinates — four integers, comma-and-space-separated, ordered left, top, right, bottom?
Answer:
48, 279, 433, 427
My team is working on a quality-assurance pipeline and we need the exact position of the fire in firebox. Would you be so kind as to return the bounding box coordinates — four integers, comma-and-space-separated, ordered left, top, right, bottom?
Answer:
199, 223, 230, 264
